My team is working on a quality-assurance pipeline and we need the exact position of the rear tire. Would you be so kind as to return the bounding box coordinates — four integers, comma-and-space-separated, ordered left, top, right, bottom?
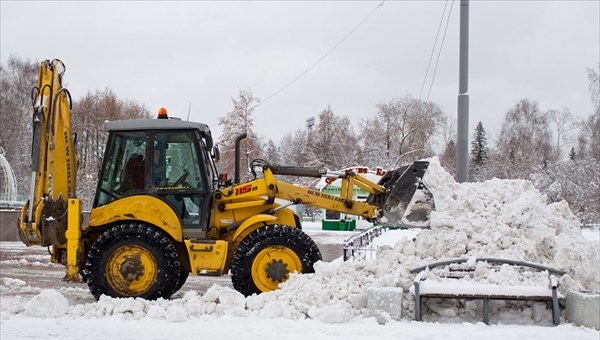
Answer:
231, 225, 322, 296
84, 223, 181, 300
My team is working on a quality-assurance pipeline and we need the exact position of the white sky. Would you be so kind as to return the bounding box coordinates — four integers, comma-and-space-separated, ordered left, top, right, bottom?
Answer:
1, 1, 598, 145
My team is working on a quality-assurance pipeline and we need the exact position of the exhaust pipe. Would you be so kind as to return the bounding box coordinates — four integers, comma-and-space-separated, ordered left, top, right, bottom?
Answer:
234, 133, 247, 184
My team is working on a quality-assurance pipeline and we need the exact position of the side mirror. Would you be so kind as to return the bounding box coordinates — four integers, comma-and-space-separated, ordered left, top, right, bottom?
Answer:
212, 145, 220, 162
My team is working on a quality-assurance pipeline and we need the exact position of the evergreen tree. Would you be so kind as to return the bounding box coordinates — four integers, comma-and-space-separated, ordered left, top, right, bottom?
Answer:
569, 147, 577, 161
470, 121, 488, 166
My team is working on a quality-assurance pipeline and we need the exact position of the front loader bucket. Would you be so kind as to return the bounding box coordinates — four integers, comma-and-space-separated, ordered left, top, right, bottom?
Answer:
367, 161, 434, 227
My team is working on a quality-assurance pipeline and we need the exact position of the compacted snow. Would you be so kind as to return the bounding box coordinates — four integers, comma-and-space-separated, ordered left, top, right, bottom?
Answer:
1, 157, 598, 339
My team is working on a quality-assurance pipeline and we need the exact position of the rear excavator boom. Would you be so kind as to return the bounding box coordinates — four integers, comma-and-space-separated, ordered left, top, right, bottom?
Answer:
19, 59, 78, 246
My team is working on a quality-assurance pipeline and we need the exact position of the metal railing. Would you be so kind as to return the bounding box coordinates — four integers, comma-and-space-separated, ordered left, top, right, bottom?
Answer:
343, 226, 386, 262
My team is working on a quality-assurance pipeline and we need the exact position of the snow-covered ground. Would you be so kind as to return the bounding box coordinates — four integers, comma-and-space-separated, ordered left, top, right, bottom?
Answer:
1, 158, 599, 339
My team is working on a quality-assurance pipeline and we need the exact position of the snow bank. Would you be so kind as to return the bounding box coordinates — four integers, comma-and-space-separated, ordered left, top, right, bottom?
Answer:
3, 157, 598, 326
24, 290, 69, 317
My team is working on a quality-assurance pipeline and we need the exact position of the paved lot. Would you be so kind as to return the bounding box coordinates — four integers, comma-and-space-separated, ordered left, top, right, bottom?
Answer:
0, 229, 355, 301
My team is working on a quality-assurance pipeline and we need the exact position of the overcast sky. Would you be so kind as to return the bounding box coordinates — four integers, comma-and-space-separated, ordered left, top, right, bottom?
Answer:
1, 1, 598, 146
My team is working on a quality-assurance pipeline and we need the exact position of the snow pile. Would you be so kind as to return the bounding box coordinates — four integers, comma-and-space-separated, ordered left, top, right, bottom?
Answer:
24, 289, 69, 318
417, 158, 598, 292
251, 157, 599, 320
64, 284, 358, 323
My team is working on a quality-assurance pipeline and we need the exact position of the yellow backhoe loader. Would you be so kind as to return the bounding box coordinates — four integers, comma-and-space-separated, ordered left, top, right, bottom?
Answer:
17, 59, 434, 299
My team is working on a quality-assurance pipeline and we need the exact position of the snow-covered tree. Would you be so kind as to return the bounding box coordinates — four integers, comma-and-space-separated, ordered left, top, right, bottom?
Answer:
0, 56, 38, 199
470, 121, 488, 166
495, 99, 554, 179
531, 159, 600, 226
440, 139, 456, 176
217, 89, 262, 182
277, 130, 319, 187
0, 57, 150, 208
311, 106, 358, 170
359, 95, 445, 169
72, 89, 150, 208
264, 138, 280, 164
577, 65, 600, 162
547, 108, 575, 160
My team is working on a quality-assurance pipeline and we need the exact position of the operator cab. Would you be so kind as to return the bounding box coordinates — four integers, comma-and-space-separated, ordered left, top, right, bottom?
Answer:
94, 111, 218, 235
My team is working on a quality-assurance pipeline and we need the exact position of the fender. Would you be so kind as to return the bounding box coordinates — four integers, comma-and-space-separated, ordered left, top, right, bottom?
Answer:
88, 195, 182, 242
232, 214, 278, 243
231, 209, 299, 243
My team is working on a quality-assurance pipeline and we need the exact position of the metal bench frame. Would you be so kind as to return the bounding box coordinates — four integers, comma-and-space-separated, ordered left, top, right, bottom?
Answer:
410, 258, 566, 326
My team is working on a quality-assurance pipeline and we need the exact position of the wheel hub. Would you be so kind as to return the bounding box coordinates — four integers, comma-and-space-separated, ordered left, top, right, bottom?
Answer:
106, 245, 157, 296
265, 259, 288, 282
119, 254, 144, 282
251, 246, 303, 292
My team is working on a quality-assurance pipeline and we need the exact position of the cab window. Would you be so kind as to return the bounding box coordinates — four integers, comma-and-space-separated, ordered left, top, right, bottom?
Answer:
95, 131, 147, 207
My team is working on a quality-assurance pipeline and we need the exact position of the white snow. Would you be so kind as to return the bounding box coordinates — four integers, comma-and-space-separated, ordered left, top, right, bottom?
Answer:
1, 157, 599, 339
24, 289, 69, 318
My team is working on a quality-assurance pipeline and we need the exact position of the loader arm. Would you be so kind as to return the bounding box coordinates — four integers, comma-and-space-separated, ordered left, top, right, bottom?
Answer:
215, 161, 433, 231
17, 59, 82, 280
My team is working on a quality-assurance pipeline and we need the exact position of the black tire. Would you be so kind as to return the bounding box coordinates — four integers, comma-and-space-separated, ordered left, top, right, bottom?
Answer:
84, 223, 181, 300
231, 225, 322, 296
175, 266, 190, 291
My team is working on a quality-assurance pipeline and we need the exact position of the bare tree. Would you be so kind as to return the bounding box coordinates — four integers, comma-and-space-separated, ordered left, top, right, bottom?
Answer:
588, 65, 599, 114
495, 99, 554, 179
311, 106, 358, 170
440, 139, 456, 176
547, 108, 576, 160
278, 130, 319, 187
532, 158, 600, 225
360, 95, 445, 169
264, 139, 280, 164
72, 89, 150, 208
0, 56, 39, 199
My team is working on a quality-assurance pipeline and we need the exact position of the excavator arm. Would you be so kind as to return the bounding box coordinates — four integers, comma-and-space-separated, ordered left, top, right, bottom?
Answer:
17, 59, 82, 280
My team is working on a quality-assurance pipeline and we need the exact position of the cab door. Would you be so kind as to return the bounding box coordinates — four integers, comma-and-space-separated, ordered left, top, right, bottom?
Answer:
150, 130, 210, 237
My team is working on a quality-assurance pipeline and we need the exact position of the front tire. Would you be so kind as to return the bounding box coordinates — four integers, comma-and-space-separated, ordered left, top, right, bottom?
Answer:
84, 223, 181, 300
231, 225, 322, 296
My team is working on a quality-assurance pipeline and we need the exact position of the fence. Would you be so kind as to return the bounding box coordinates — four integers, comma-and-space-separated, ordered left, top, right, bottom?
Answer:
343, 226, 387, 262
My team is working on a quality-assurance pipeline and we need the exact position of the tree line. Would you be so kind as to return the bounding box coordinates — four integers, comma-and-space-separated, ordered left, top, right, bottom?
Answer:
217, 68, 599, 225
0, 56, 150, 208
1, 56, 598, 224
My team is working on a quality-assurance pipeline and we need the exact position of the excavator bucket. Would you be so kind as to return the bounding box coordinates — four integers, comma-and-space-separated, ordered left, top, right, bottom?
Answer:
366, 161, 434, 227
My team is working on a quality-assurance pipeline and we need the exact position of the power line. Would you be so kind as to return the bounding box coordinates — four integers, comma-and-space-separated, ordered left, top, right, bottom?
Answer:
418, 0, 450, 100
255, 1, 385, 109
426, 0, 455, 102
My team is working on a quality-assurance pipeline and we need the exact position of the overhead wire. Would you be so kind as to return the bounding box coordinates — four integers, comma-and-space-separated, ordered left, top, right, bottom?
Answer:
426, 0, 455, 102
418, 0, 450, 101
254, 1, 385, 110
